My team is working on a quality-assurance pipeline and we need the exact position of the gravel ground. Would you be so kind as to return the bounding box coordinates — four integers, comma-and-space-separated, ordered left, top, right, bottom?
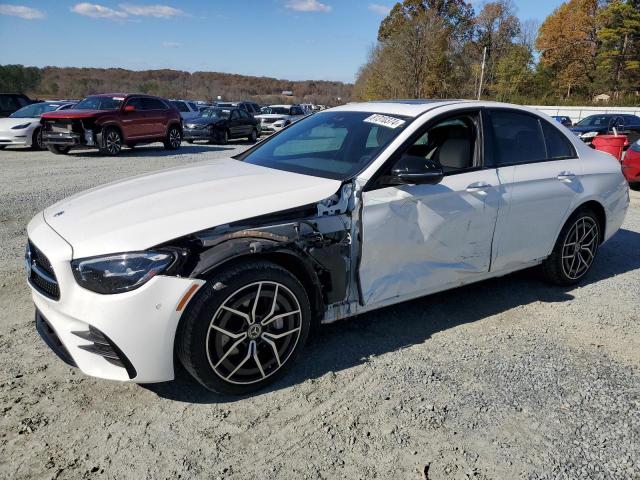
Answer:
0, 143, 639, 480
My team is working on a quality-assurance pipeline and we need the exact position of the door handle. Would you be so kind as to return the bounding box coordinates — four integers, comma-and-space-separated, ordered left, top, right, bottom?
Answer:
557, 172, 576, 182
466, 182, 492, 193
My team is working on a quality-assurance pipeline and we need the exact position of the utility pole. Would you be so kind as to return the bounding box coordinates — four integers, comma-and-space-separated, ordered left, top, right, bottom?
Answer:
477, 47, 487, 100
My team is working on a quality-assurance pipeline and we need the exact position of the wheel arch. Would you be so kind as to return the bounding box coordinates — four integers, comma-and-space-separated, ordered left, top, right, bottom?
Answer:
99, 122, 125, 142
574, 200, 606, 244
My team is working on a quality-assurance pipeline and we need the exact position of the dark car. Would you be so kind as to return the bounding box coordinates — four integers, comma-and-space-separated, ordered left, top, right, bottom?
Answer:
0, 93, 34, 118
215, 101, 262, 116
552, 115, 573, 127
40, 93, 182, 156
570, 114, 640, 146
183, 107, 259, 144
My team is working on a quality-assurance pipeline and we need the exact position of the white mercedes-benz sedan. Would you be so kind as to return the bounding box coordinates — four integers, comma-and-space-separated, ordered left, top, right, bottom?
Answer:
26, 100, 629, 394
0, 101, 75, 150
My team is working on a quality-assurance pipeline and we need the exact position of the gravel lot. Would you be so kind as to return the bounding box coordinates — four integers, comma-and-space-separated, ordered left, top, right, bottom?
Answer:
1, 143, 639, 480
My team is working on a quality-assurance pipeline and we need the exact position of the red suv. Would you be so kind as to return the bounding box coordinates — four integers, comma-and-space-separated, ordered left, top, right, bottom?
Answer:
41, 93, 182, 156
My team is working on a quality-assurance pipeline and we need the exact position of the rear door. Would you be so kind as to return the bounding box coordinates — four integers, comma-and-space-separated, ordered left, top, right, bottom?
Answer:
228, 109, 243, 137
487, 109, 582, 272
358, 109, 503, 306
142, 97, 169, 137
238, 110, 253, 135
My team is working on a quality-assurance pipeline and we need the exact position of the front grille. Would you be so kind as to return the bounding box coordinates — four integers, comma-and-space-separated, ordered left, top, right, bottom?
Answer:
43, 120, 73, 133
27, 241, 60, 300
262, 118, 278, 124
72, 326, 137, 379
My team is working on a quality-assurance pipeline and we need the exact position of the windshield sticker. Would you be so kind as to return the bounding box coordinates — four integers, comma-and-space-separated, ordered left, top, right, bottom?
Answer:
363, 114, 406, 129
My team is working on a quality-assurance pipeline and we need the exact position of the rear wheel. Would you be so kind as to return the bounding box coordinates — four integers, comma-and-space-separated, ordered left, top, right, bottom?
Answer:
99, 127, 122, 156
47, 145, 71, 155
177, 261, 311, 395
540, 207, 600, 285
248, 128, 258, 143
164, 125, 182, 150
31, 128, 43, 150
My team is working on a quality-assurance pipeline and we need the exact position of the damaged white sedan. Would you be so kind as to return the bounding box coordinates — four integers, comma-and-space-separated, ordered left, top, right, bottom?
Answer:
26, 100, 629, 394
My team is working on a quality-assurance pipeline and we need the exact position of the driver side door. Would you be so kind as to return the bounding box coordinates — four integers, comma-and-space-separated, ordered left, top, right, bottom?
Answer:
358, 110, 504, 306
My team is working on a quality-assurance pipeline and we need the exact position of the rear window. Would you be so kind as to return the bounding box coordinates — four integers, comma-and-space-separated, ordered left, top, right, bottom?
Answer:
541, 122, 575, 159
488, 110, 547, 165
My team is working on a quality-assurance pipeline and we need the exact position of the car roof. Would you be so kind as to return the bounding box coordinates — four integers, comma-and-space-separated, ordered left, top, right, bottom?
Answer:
331, 100, 552, 118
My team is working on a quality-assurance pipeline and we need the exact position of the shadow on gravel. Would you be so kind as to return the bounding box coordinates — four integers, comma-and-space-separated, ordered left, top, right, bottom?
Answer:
144, 228, 640, 404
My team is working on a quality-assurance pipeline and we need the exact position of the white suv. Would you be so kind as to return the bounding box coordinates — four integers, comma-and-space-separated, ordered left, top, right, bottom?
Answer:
26, 100, 629, 394
255, 104, 307, 133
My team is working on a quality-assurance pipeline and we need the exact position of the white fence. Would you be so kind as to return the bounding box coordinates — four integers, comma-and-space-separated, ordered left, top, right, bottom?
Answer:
529, 105, 640, 124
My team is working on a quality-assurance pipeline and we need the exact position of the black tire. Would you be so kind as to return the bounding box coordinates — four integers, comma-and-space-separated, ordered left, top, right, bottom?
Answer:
215, 129, 229, 145
47, 145, 71, 155
164, 125, 182, 150
99, 127, 123, 156
177, 260, 312, 395
248, 128, 258, 143
0, 145, 6, 150
31, 128, 44, 150
630, 183, 640, 191
540, 207, 600, 286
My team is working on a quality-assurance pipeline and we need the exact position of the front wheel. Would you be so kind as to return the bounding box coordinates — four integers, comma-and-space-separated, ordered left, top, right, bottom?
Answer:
47, 145, 71, 155
164, 125, 182, 150
215, 129, 229, 145
31, 128, 44, 150
177, 261, 311, 395
248, 128, 258, 143
99, 127, 123, 156
540, 208, 600, 285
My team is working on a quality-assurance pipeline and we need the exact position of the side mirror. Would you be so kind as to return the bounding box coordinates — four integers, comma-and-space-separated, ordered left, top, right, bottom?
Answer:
390, 156, 444, 185
124, 105, 136, 112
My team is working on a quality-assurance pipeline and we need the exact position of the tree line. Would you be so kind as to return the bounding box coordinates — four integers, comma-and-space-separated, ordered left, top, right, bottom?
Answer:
354, 0, 640, 106
0, 65, 353, 106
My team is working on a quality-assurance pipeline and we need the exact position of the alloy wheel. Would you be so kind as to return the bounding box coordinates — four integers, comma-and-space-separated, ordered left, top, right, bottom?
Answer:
206, 281, 303, 385
106, 130, 121, 155
561, 216, 599, 280
169, 128, 181, 148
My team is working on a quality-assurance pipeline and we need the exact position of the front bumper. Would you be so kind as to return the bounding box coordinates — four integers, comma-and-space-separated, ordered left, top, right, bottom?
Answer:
27, 213, 204, 383
0, 130, 30, 147
260, 122, 285, 133
183, 127, 212, 140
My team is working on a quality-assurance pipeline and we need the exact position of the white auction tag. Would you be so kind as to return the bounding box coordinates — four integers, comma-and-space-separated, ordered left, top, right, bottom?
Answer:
363, 114, 406, 129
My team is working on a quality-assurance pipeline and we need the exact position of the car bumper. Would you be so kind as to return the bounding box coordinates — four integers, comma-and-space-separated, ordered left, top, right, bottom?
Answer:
183, 128, 211, 140
0, 130, 30, 147
41, 129, 98, 148
260, 123, 284, 133
26, 213, 204, 383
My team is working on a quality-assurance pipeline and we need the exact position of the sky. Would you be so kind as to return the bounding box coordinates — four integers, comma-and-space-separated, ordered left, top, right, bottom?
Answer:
0, 0, 567, 83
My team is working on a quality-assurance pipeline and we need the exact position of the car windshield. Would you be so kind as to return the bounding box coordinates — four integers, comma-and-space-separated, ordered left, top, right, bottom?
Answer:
74, 96, 123, 111
267, 107, 291, 115
202, 108, 231, 119
576, 115, 615, 127
241, 111, 411, 180
9, 103, 66, 118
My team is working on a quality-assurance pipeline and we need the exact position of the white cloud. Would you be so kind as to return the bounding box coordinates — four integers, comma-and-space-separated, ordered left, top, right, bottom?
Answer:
0, 4, 45, 19
71, 3, 128, 19
120, 4, 184, 18
368, 3, 390, 16
285, 0, 331, 13
162, 41, 181, 48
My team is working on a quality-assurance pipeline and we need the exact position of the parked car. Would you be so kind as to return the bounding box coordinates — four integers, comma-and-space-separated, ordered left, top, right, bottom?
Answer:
622, 139, 640, 190
40, 93, 182, 156
26, 100, 628, 394
215, 101, 262, 116
571, 114, 640, 146
255, 104, 307, 133
552, 115, 573, 127
169, 99, 201, 121
183, 107, 259, 144
0, 101, 75, 150
0, 93, 34, 118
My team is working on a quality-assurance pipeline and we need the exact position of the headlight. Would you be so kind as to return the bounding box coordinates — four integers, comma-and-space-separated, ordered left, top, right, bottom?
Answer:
71, 251, 175, 294
11, 122, 31, 130
579, 131, 599, 139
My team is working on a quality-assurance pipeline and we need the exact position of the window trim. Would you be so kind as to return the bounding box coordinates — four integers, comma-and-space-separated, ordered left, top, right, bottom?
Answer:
484, 107, 578, 168
366, 107, 486, 191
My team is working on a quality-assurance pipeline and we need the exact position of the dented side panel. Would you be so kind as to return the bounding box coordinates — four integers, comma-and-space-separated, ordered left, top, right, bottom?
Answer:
358, 169, 503, 306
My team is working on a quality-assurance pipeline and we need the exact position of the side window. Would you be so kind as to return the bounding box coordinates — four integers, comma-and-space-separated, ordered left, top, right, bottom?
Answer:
171, 101, 189, 113
143, 98, 168, 110
397, 113, 479, 174
541, 122, 575, 159
0, 95, 18, 110
488, 110, 546, 165
15, 96, 29, 107
126, 97, 144, 110
239, 110, 251, 119
231, 110, 240, 120
188, 102, 197, 111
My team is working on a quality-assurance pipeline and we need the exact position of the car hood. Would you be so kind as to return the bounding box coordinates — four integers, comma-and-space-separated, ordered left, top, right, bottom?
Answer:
0, 117, 38, 129
41, 109, 110, 119
185, 117, 221, 127
255, 114, 288, 120
570, 125, 605, 133
43, 158, 341, 259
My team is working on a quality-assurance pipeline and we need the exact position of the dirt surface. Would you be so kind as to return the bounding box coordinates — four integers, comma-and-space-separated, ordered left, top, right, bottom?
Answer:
1, 143, 639, 480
